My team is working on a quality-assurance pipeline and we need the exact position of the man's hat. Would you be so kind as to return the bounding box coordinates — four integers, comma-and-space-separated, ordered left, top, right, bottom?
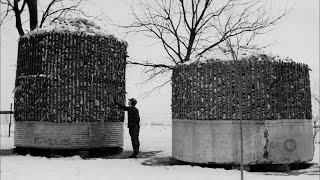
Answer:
128, 98, 137, 105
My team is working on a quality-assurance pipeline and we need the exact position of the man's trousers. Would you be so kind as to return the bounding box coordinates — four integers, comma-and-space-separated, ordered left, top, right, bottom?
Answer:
129, 126, 140, 154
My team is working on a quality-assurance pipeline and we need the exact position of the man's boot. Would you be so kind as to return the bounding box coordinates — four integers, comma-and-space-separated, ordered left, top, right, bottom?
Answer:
129, 144, 139, 158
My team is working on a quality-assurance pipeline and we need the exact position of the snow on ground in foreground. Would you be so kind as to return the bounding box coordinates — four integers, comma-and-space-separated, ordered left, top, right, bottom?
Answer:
0, 125, 319, 180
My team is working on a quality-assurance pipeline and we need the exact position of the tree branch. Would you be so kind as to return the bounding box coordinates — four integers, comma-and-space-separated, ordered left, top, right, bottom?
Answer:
123, 0, 289, 84
127, 60, 173, 70
40, 0, 58, 28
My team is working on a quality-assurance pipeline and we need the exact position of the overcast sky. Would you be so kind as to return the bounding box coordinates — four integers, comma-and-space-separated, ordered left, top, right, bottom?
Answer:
0, 0, 319, 121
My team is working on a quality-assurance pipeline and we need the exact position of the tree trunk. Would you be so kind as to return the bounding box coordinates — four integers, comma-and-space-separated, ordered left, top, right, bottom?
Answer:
26, 0, 38, 30
13, 0, 24, 36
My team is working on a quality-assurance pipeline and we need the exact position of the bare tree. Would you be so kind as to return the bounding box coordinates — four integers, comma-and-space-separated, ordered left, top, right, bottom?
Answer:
124, 0, 289, 71
1, 0, 90, 36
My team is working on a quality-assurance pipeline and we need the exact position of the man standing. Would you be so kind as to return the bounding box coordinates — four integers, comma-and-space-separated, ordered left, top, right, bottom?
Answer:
114, 98, 140, 158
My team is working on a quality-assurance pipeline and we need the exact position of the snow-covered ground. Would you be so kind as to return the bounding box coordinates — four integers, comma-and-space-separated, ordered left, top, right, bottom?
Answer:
0, 123, 319, 180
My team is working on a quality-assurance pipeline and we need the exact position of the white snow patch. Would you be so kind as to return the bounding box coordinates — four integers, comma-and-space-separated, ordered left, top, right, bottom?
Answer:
185, 52, 304, 66
21, 18, 127, 45
26, 18, 105, 36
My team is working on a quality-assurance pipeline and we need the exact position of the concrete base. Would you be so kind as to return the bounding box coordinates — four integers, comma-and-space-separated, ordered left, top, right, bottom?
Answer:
172, 119, 314, 164
14, 121, 123, 149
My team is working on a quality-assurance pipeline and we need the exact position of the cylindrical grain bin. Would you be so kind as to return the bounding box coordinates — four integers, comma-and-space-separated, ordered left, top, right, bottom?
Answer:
14, 19, 127, 150
171, 55, 314, 165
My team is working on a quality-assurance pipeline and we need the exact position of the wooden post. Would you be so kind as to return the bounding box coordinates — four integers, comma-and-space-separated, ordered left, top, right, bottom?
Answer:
240, 107, 244, 180
227, 41, 244, 180
9, 103, 12, 137
236, 61, 244, 180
